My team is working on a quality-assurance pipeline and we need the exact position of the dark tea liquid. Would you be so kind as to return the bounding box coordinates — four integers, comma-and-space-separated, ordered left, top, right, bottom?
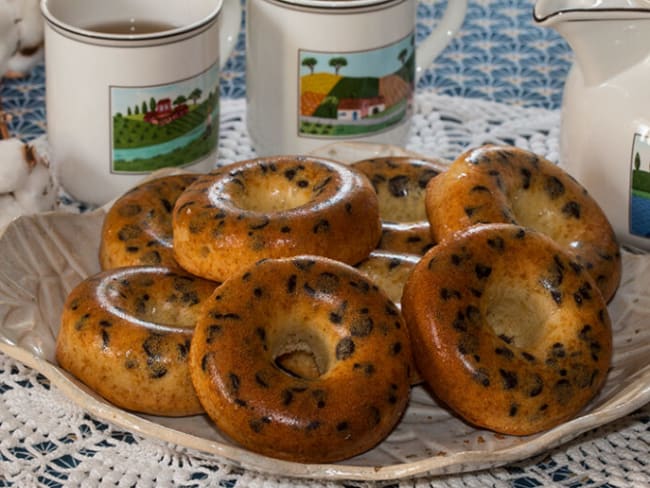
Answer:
85, 19, 177, 35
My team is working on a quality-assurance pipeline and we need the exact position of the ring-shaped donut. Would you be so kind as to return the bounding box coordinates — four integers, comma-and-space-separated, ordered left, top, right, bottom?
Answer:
425, 145, 621, 301
355, 250, 419, 307
173, 156, 381, 282
401, 223, 612, 435
352, 156, 447, 255
56, 266, 217, 416
189, 255, 413, 463
100, 174, 199, 270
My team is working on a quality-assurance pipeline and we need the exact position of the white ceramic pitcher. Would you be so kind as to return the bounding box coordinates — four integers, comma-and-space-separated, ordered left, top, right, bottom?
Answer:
534, 0, 650, 250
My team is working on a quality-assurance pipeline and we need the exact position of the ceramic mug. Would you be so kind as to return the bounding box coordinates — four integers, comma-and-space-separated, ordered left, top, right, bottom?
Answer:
245, 0, 467, 156
41, 0, 241, 205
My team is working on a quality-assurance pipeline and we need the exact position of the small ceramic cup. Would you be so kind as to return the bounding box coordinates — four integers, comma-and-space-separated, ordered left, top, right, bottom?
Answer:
245, 0, 467, 156
41, 0, 241, 205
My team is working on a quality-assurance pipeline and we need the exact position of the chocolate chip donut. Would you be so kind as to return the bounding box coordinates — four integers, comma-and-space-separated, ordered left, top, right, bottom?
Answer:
56, 266, 217, 416
189, 255, 413, 463
100, 174, 199, 270
172, 156, 381, 282
355, 250, 419, 307
425, 145, 621, 301
401, 224, 612, 435
352, 156, 447, 255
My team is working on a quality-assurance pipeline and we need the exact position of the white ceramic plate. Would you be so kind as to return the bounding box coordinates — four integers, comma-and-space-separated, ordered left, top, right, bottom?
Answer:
0, 144, 649, 482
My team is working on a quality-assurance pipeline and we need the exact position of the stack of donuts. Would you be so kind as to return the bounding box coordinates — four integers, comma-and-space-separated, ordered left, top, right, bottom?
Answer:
56, 145, 621, 464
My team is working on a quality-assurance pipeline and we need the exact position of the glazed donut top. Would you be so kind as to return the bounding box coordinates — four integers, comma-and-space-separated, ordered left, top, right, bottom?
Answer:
172, 156, 381, 282
425, 145, 622, 302
401, 223, 613, 435
189, 255, 413, 463
56, 266, 217, 416
201, 156, 369, 216
88, 266, 214, 332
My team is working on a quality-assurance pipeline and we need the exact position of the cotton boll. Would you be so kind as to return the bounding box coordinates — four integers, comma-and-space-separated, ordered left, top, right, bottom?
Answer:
0, 139, 58, 232
0, 138, 29, 193
13, 159, 57, 212
6, 47, 43, 76
0, 0, 20, 77
4, 0, 44, 77
13, 0, 42, 50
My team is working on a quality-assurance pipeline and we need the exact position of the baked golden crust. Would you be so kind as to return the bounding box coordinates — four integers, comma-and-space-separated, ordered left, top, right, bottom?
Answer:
172, 156, 382, 282
352, 156, 447, 255
425, 145, 621, 302
56, 266, 217, 416
377, 221, 435, 256
100, 174, 199, 270
355, 250, 419, 307
401, 223, 613, 435
189, 255, 413, 463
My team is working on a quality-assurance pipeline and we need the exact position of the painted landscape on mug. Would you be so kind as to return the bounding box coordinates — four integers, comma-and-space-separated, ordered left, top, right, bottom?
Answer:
110, 63, 220, 173
299, 33, 415, 138
630, 133, 650, 237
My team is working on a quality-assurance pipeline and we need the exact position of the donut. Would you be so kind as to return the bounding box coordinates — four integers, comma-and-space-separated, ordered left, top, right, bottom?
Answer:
56, 266, 217, 416
352, 156, 447, 255
376, 222, 435, 256
172, 156, 381, 282
425, 145, 621, 302
401, 223, 612, 435
100, 174, 199, 270
188, 255, 413, 463
355, 250, 419, 307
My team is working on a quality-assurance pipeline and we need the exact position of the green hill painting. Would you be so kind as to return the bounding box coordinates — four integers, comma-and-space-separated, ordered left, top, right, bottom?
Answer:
630, 133, 650, 237
110, 63, 220, 173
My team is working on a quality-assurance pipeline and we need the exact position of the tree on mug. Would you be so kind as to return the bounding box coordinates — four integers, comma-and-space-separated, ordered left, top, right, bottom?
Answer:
329, 57, 348, 75
302, 57, 318, 74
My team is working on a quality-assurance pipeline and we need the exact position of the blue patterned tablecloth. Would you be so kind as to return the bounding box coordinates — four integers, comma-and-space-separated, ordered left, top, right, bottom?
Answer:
1, 1, 648, 488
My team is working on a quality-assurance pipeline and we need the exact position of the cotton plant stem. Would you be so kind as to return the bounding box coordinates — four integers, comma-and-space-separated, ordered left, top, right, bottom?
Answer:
0, 92, 11, 139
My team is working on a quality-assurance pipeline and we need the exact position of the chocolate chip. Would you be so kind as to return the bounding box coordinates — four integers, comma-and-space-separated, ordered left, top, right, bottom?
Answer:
499, 369, 518, 389
544, 175, 565, 199
562, 201, 581, 219
336, 338, 355, 360
475, 264, 492, 280
351, 316, 373, 337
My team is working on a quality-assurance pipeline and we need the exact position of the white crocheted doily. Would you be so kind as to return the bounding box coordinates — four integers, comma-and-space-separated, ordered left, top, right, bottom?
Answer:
217, 92, 562, 166
1, 90, 647, 488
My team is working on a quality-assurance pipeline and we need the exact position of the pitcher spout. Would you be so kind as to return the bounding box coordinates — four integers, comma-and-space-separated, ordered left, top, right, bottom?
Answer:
534, 1, 650, 85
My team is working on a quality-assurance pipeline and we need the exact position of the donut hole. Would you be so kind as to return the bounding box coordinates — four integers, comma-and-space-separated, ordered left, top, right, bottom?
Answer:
225, 174, 316, 213
482, 282, 551, 350
510, 190, 574, 246
101, 278, 198, 329
271, 329, 331, 380
134, 300, 199, 329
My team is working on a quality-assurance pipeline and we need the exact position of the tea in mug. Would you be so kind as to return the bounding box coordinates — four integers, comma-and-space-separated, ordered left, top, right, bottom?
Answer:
85, 19, 177, 35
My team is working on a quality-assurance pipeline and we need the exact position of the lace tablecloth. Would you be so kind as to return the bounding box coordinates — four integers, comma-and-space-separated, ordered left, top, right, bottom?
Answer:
1, 91, 648, 488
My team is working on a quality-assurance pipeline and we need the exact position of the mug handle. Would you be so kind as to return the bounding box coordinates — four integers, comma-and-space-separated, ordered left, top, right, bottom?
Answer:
219, 0, 242, 68
415, 0, 468, 81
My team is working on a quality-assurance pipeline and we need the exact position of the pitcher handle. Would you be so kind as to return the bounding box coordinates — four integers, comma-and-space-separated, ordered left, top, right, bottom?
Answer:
415, 0, 467, 81
219, 0, 242, 68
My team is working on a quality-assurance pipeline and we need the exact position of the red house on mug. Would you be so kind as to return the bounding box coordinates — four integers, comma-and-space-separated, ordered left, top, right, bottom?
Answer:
143, 98, 189, 126
336, 96, 386, 121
